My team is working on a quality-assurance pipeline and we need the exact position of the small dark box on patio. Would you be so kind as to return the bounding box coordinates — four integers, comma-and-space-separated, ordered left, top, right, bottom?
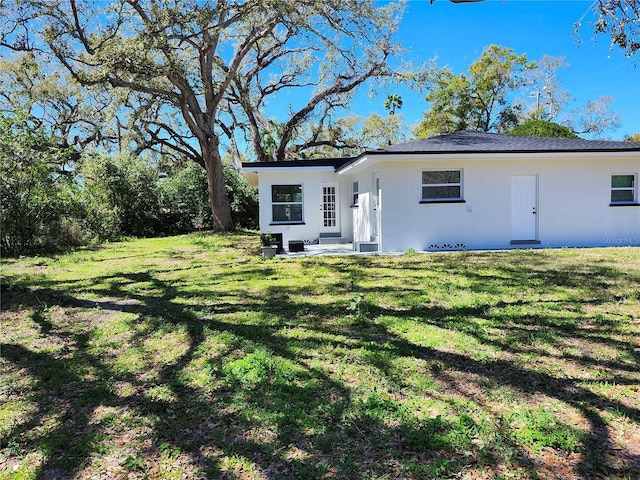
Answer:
288, 240, 305, 253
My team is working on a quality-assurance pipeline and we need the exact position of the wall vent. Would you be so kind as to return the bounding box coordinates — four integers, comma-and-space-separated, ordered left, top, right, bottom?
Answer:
427, 243, 466, 251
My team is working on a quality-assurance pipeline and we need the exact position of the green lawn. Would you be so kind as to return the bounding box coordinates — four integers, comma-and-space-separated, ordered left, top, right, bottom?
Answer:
1, 234, 639, 479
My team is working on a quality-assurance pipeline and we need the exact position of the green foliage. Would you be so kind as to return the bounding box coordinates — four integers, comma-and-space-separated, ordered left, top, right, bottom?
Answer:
158, 162, 211, 235
401, 414, 478, 452
3, 0, 407, 229
0, 122, 257, 255
81, 152, 160, 237
414, 45, 535, 136
361, 113, 408, 148
260, 232, 276, 246
507, 119, 579, 138
0, 52, 117, 153
414, 69, 474, 137
223, 350, 295, 390
346, 291, 377, 323
124, 453, 145, 471
74, 187, 121, 243
223, 162, 258, 230
0, 111, 76, 255
157, 158, 258, 233
384, 93, 403, 115
158, 442, 181, 459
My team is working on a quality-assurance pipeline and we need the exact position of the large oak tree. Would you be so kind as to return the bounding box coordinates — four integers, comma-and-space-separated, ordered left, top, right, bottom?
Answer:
2, 0, 402, 231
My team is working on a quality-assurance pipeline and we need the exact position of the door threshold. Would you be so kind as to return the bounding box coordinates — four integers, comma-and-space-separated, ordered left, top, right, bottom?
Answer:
510, 240, 541, 245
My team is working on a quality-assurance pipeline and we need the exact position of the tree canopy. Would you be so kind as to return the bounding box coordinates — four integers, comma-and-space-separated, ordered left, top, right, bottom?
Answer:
506, 120, 580, 139
574, 0, 640, 58
414, 45, 535, 137
413, 45, 622, 139
0, 111, 72, 254
2, 0, 405, 231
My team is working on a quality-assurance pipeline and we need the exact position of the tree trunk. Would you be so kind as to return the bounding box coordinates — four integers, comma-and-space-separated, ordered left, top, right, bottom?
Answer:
202, 137, 234, 232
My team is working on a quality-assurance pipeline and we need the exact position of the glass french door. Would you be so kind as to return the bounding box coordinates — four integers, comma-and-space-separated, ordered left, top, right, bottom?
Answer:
320, 184, 339, 233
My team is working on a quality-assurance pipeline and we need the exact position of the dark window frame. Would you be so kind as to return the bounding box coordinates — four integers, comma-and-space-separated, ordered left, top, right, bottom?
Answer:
271, 184, 304, 224
352, 181, 359, 207
420, 169, 463, 203
610, 174, 638, 205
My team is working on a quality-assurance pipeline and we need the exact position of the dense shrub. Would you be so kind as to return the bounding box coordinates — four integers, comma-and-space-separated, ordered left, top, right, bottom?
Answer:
0, 112, 77, 255
81, 152, 160, 237
224, 162, 259, 230
158, 162, 211, 235
507, 119, 579, 139
158, 161, 258, 233
1, 112, 257, 255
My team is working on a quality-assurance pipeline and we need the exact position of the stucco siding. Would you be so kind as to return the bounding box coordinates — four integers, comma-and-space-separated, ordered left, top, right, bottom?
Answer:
350, 172, 374, 244
247, 142, 639, 252
379, 160, 502, 251
375, 155, 639, 252
257, 169, 353, 245
536, 156, 640, 248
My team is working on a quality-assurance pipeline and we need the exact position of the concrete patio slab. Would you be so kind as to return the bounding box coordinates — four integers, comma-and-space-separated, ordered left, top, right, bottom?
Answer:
276, 243, 366, 257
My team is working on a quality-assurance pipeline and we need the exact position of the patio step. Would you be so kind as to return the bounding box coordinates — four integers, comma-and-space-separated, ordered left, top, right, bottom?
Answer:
355, 242, 378, 252
318, 236, 348, 245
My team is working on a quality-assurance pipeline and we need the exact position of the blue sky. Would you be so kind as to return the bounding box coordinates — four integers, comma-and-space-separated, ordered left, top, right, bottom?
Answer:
350, 0, 639, 140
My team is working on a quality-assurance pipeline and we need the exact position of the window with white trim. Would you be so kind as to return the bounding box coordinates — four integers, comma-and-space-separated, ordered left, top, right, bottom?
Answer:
421, 170, 463, 201
610, 174, 637, 204
352, 181, 359, 206
271, 184, 303, 223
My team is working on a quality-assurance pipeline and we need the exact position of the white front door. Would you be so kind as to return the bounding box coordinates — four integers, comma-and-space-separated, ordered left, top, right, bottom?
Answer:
319, 183, 340, 233
371, 173, 381, 242
511, 175, 538, 241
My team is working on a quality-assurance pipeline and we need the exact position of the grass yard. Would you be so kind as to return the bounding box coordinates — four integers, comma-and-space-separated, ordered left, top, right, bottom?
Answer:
1, 233, 639, 480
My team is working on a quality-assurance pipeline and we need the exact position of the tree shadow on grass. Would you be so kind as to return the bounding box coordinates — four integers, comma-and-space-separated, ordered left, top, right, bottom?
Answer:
1, 248, 639, 479
318, 252, 640, 477
3, 287, 455, 478
2, 277, 360, 478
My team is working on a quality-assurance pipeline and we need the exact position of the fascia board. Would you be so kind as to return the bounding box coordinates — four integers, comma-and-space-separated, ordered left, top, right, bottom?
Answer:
338, 150, 639, 172
246, 166, 338, 174
337, 155, 379, 175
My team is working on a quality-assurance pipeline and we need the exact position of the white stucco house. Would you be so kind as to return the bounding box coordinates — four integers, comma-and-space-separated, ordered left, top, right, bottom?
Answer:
243, 131, 640, 252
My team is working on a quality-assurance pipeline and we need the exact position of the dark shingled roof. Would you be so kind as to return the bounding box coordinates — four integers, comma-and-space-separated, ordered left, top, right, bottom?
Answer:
242, 157, 354, 170
242, 131, 640, 172
367, 130, 640, 154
